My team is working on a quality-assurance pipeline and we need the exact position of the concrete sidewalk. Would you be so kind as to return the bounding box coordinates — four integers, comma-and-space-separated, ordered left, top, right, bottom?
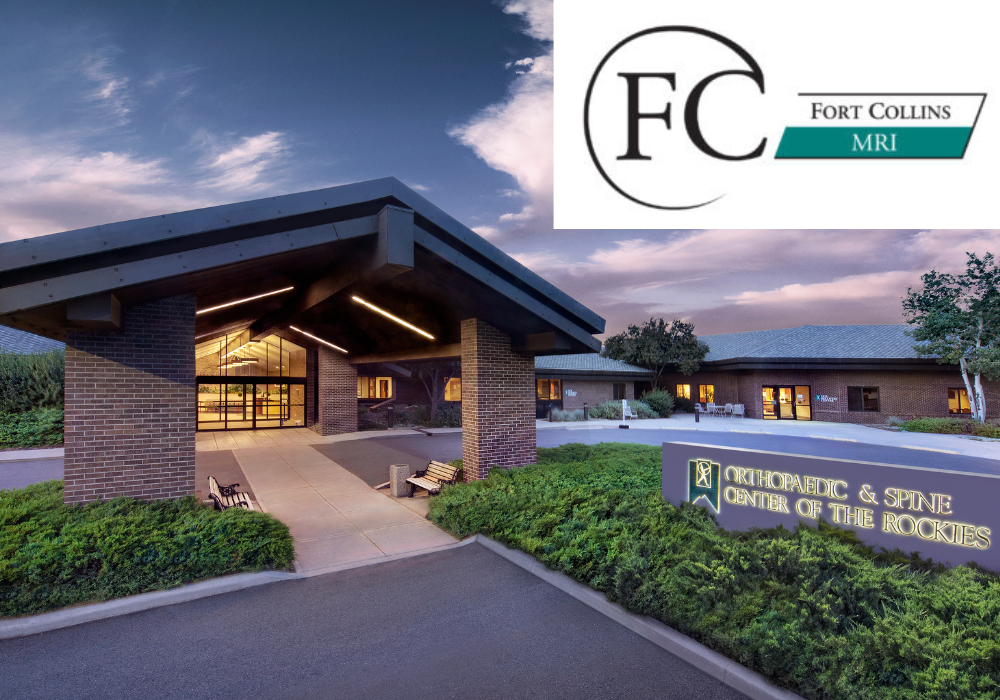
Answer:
537, 413, 1000, 461
231, 444, 456, 575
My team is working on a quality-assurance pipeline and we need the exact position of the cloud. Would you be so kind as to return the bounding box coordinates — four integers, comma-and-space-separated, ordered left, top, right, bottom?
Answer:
82, 47, 133, 125
449, 0, 553, 235
472, 225, 501, 238
199, 131, 289, 192
726, 270, 918, 305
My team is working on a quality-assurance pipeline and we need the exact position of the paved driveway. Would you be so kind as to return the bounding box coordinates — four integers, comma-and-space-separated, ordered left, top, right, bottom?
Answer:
0, 544, 747, 700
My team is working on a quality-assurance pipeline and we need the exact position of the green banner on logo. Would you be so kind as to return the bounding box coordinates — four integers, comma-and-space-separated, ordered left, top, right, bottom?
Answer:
775, 127, 972, 159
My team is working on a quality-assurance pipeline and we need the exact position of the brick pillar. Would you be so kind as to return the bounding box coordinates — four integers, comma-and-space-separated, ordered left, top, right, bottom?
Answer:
64, 294, 196, 504
310, 346, 357, 436
461, 318, 536, 481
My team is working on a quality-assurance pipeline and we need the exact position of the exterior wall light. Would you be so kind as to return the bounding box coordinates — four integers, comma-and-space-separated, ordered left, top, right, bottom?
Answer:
196, 287, 294, 315
289, 325, 348, 354
350, 295, 435, 340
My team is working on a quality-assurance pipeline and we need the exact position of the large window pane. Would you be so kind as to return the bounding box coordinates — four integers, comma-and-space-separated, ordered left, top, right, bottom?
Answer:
794, 386, 812, 420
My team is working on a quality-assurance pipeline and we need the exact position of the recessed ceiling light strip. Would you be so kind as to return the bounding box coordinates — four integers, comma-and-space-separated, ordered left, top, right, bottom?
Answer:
289, 325, 348, 354
350, 295, 435, 340
196, 287, 294, 315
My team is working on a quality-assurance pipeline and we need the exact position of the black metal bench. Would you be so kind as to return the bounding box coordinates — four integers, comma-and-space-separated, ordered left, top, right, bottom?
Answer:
406, 460, 460, 496
207, 475, 255, 511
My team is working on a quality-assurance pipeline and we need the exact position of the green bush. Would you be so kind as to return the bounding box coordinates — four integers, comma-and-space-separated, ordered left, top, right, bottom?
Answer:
673, 395, 694, 412
0, 406, 64, 448
0, 350, 64, 414
588, 399, 658, 419
429, 443, 1000, 700
550, 408, 585, 422
900, 416, 1000, 439
640, 389, 674, 418
0, 481, 294, 618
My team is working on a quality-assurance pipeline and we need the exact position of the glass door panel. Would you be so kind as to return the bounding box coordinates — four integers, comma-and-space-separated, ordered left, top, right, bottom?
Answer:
762, 387, 777, 419
254, 384, 283, 428
794, 386, 812, 420
197, 383, 226, 429
226, 384, 253, 429
289, 384, 305, 427
778, 387, 794, 419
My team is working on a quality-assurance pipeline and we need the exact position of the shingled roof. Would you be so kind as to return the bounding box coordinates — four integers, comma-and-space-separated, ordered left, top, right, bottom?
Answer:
0, 325, 65, 354
535, 354, 653, 375
701, 325, 921, 361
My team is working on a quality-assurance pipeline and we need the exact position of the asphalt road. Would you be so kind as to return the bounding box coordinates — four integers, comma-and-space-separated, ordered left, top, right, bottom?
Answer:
0, 458, 62, 491
0, 544, 747, 700
316, 428, 1000, 486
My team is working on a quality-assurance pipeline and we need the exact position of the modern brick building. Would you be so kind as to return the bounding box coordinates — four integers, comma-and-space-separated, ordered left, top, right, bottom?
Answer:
659, 325, 998, 424
0, 178, 605, 503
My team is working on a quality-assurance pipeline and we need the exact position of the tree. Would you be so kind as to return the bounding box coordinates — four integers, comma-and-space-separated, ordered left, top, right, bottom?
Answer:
409, 360, 461, 422
603, 318, 709, 386
902, 252, 1000, 423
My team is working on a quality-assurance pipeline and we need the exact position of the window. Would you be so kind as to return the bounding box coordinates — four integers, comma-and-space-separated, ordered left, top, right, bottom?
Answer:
445, 378, 462, 402
948, 388, 971, 414
847, 386, 880, 412
357, 376, 392, 399
676, 384, 691, 399
536, 379, 561, 400
699, 384, 715, 403
613, 383, 626, 400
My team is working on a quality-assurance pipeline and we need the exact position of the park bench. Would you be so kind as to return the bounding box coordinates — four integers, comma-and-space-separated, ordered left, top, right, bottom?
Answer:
406, 460, 460, 496
207, 475, 255, 511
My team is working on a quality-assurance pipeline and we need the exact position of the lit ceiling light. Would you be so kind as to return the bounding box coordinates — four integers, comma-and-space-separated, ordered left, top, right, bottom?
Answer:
289, 325, 348, 354
351, 295, 434, 340
196, 287, 294, 315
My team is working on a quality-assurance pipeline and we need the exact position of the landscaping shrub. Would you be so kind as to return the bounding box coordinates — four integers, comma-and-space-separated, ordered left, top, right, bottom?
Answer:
640, 389, 674, 418
899, 416, 1000, 439
0, 406, 64, 448
587, 399, 658, 419
429, 443, 1000, 700
0, 350, 64, 414
673, 395, 694, 412
0, 481, 294, 618
358, 403, 463, 430
550, 408, 584, 422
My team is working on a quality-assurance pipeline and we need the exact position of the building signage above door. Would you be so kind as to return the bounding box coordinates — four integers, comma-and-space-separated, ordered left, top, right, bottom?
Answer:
815, 395, 837, 403
663, 442, 1000, 569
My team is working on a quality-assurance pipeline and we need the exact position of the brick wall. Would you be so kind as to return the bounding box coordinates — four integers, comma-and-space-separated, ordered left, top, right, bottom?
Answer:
64, 294, 196, 504
461, 318, 536, 481
660, 367, 999, 423
310, 346, 357, 435
560, 379, 634, 410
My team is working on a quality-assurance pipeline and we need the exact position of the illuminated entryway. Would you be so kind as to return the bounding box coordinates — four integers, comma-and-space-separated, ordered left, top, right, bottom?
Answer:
196, 331, 307, 430
762, 386, 812, 420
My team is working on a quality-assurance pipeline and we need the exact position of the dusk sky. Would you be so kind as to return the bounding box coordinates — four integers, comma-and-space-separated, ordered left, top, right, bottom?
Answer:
1, 0, 997, 338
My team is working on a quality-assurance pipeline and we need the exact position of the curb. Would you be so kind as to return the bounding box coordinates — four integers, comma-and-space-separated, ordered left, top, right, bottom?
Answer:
0, 448, 65, 463
0, 571, 300, 640
472, 535, 805, 700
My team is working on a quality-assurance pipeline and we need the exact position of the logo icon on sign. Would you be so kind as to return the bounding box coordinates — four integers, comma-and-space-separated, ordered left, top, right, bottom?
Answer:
688, 458, 721, 513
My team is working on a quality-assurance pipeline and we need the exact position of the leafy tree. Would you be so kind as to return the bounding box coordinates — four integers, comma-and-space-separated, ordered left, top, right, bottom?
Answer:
603, 318, 708, 386
409, 360, 461, 422
903, 252, 1000, 423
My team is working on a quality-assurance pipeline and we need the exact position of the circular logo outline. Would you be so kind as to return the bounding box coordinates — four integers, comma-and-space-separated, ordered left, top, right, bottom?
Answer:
583, 25, 765, 210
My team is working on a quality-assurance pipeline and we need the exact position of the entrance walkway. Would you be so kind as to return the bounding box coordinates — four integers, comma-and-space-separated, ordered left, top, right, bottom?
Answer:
219, 441, 455, 575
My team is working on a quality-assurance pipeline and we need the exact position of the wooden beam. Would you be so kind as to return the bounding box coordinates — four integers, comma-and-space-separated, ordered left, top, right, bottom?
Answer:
348, 343, 462, 365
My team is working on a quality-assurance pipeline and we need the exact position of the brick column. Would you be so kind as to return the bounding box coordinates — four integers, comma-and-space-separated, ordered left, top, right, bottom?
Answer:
461, 318, 536, 481
64, 294, 196, 504
310, 346, 357, 436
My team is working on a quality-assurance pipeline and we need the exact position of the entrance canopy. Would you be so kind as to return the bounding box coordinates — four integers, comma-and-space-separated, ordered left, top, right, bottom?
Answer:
0, 178, 604, 358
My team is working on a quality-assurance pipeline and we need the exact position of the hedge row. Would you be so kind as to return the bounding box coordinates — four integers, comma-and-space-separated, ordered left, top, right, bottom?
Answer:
0, 407, 64, 448
898, 416, 1000, 439
0, 481, 294, 618
0, 350, 64, 414
428, 443, 1000, 700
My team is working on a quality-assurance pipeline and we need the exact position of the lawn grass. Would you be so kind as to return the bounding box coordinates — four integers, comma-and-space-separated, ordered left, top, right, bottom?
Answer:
429, 443, 1000, 700
0, 481, 294, 618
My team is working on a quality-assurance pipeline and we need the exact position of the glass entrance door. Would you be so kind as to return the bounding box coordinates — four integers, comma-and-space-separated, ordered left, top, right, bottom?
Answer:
762, 385, 811, 420
196, 380, 305, 430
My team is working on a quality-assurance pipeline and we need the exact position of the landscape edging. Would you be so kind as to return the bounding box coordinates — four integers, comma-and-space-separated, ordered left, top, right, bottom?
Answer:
472, 534, 806, 700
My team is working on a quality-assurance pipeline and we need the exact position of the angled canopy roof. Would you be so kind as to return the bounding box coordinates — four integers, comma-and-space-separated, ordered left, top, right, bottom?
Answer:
0, 178, 604, 358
